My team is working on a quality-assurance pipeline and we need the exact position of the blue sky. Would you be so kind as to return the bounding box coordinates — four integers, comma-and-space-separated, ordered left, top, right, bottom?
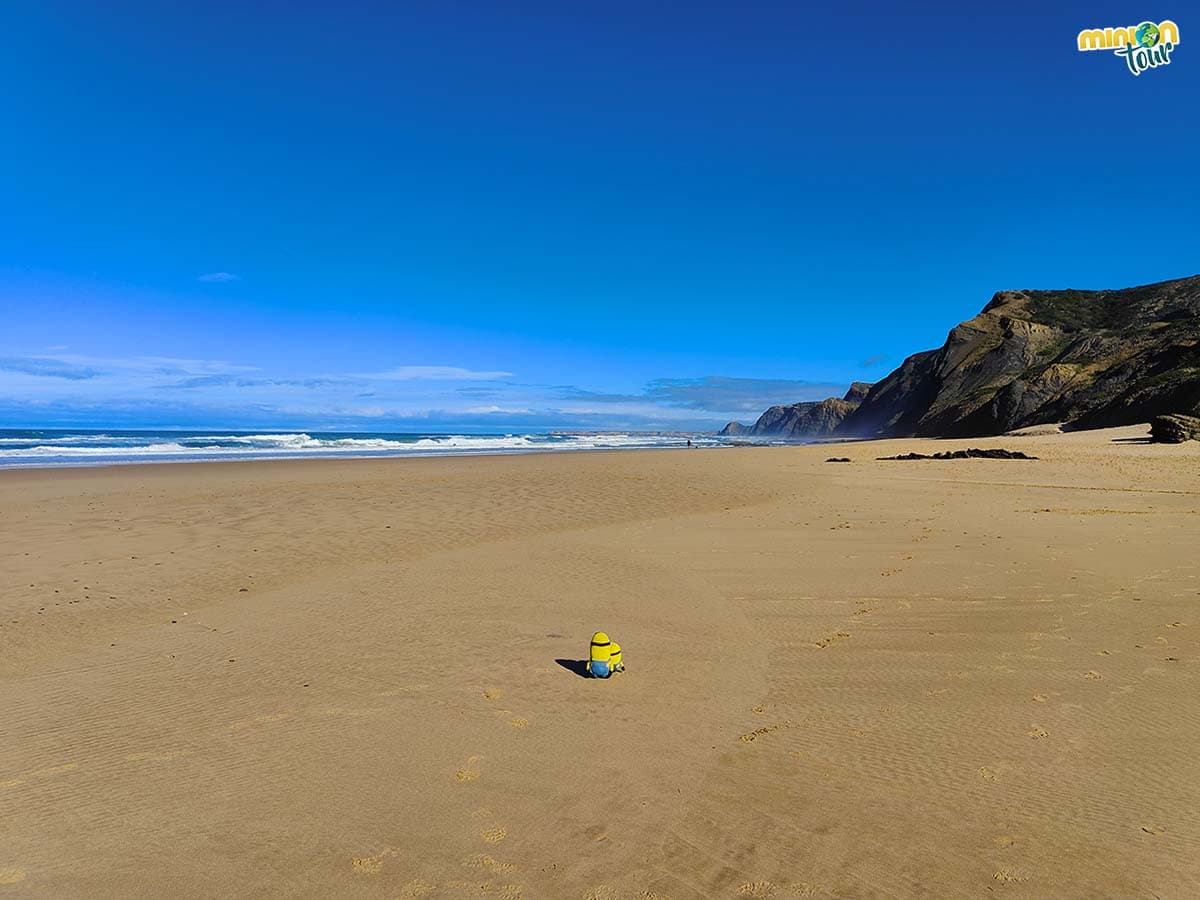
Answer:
1, 0, 1196, 430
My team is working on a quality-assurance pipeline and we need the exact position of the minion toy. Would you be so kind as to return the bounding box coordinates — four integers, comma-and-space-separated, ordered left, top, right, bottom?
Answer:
588, 631, 624, 678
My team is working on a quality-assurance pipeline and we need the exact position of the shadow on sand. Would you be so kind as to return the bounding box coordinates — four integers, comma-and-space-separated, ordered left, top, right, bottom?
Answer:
554, 658, 591, 678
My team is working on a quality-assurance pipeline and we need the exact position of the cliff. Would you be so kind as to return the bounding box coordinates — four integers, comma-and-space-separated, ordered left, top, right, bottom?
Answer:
720, 382, 873, 438
838, 275, 1200, 437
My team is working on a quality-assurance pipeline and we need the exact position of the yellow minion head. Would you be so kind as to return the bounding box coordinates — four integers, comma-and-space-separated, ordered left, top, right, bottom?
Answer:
590, 631, 612, 662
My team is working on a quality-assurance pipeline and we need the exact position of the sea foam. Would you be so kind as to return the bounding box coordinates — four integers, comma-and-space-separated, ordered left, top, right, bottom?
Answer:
0, 430, 728, 468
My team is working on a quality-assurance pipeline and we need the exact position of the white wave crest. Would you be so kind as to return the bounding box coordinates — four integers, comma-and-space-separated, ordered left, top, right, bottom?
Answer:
0, 431, 725, 468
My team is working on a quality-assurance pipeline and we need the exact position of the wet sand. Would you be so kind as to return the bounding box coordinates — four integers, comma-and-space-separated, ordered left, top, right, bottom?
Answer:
2, 425, 1198, 898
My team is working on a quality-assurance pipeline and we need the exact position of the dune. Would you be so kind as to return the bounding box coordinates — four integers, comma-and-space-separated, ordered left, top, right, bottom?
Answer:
1, 424, 1198, 898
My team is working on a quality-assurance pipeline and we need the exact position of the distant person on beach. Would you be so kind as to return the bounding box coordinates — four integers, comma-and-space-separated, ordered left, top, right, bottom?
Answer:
687, 439, 692, 447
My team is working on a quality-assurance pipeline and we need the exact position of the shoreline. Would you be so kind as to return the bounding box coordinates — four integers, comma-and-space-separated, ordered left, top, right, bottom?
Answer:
0, 422, 1152, 474
0, 442, 727, 472
0, 429, 742, 471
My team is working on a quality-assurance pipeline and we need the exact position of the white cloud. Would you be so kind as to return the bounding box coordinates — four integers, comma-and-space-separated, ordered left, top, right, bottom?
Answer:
557, 403, 704, 421
360, 366, 514, 381
1, 348, 840, 431
198, 272, 241, 283
463, 405, 533, 415
45, 353, 258, 375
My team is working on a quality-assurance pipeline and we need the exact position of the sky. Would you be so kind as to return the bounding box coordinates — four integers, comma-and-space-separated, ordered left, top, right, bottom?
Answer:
1, 0, 1196, 431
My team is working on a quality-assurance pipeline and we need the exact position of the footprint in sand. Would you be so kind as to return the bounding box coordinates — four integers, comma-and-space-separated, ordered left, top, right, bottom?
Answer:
352, 856, 382, 875
481, 827, 508, 843
1084, 671, 1103, 680
351, 856, 383, 875
739, 721, 795, 743
737, 882, 777, 897
992, 868, 1027, 884
456, 755, 483, 782
483, 688, 503, 701
464, 854, 515, 874
978, 767, 1000, 783
814, 632, 849, 649
351, 846, 397, 875
397, 879, 435, 898
1031, 694, 1048, 703
509, 717, 529, 729
0, 867, 26, 885
993, 835, 1017, 847
1028, 727, 1049, 740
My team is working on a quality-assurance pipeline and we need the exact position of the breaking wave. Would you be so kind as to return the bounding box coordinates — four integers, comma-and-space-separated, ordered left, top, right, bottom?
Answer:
0, 430, 726, 468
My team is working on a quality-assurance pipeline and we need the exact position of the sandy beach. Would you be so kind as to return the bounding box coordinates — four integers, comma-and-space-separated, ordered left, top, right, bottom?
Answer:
2, 426, 1198, 898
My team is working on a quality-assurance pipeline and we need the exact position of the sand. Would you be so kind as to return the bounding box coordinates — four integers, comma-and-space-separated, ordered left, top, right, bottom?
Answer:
1, 425, 1198, 898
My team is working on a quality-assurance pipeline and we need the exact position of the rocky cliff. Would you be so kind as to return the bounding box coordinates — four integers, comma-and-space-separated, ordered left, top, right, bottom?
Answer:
718, 421, 753, 436
720, 382, 872, 438
837, 275, 1200, 438
842, 381, 873, 404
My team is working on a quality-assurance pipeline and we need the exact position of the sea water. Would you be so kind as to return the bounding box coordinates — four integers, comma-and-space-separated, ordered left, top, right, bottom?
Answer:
0, 429, 746, 468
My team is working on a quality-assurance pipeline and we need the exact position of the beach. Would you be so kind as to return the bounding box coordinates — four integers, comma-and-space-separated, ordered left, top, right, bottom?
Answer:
2, 425, 1198, 898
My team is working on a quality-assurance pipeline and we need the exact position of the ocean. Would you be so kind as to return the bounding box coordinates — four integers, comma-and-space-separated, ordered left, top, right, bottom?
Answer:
0, 429, 741, 468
